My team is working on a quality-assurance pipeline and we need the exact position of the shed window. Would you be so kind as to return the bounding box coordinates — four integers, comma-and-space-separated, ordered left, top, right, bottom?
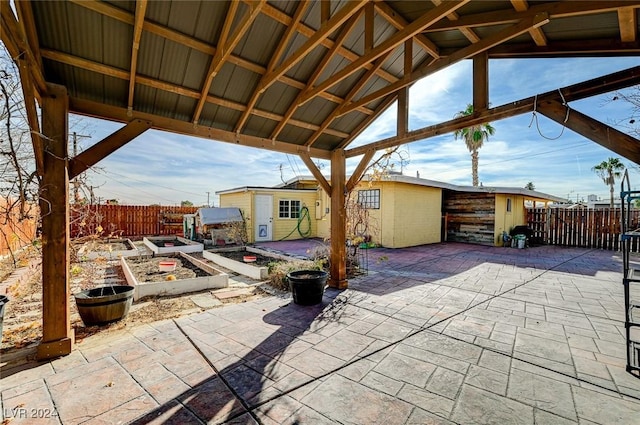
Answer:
279, 200, 301, 218
358, 189, 380, 209
506, 198, 512, 212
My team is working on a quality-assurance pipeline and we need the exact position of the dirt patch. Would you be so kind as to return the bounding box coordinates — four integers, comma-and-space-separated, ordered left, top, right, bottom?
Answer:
125, 255, 214, 283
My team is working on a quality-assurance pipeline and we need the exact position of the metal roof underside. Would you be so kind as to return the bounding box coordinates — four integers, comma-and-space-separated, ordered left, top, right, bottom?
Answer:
10, 0, 640, 158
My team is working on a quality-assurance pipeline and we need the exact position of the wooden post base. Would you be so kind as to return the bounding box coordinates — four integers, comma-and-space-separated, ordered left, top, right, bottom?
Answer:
37, 333, 74, 360
328, 279, 348, 290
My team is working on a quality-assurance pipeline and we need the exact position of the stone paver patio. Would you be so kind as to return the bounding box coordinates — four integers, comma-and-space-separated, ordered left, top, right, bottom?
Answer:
2, 242, 640, 424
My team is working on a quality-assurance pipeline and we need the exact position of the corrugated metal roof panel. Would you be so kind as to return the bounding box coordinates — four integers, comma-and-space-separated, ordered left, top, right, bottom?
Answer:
278, 125, 314, 146
137, 32, 165, 80
257, 81, 300, 116
235, 13, 285, 65
293, 97, 335, 127
192, 1, 227, 43
332, 111, 368, 134
157, 40, 193, 87
212, 63, 261, 104
544, 13, 621, 41
244, 115, 278, 139
314, 134, 343, 151
181, 50, 211, 91
174, 97, 198, 122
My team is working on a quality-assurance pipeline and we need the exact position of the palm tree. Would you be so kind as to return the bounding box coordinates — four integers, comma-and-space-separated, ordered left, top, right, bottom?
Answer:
592, 157, 625, 208
454, 104, 496, 187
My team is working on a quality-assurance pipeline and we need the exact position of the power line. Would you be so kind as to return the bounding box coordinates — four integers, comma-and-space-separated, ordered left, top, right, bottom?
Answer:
93, 168, 203, 197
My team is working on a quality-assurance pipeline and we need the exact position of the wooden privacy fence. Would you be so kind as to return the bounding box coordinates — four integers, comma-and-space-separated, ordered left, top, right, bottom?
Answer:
70, 205, 198, 239
527, 207, 639, 252
0, 203, 38, 258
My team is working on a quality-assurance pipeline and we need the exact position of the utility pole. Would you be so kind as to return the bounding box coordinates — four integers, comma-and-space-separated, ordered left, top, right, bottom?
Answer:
71, 131, 91, 203
206, 191, 210, 207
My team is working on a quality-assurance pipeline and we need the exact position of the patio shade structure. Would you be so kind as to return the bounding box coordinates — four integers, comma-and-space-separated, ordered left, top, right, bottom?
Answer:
1, 0, 640, 359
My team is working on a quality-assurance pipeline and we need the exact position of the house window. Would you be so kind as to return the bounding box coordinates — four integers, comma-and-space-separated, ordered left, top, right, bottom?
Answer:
358, 189, 380, 209
506, 198, 512, 212
279, 200, 301, 218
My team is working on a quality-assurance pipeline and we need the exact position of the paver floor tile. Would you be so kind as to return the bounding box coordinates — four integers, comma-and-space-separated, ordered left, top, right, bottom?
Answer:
302, 375, 413, 425
573, 386, 640, 424
450, 385, 534, 425
507, 368, 577, 421
514, 332, 572, 364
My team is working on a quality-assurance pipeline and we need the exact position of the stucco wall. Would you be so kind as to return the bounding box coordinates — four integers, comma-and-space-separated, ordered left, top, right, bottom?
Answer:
271, 191, 318, 241
219, 191, 254, 241
495, 194, 528, 245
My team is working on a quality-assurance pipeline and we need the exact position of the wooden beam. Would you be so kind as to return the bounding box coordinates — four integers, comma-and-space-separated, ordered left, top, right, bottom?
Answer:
488, 38, 640, 58
537, 99, 640, 164
619, 7, 638, 42
127, 0, 148, 114
365, 2, 374, 53
69, 97, 332, 160
15, 0, 42, 70
510, 0, 547, 46
69, 119, 152, 179
235, 1, 309, 133
17, 58, 44, 175
37, 83, 73, 360
338, 94, 399, 150
346, 149, 376, 192
473, 51, 488, 111
193, 1, 264, 124
397, 39, 412, 136
321, 0, 331, 23
256, 1, 367, 95
329, 149, 347, 289
338, 12, 549, 117
431, 0, 480, 44
39, 49, 349, 139
346, 65, 640, 157
299, 152, 331, 195
305, 51, 393, 148
374, 1, 439, 57
426, 0, 635, 32
259, 1, 398, 85
270, 12, 362, 140
0, 1, 47, 94
299, 0, 470, 106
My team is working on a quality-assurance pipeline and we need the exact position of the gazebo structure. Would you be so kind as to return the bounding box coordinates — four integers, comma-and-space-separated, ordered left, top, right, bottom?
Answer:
1, 0, 640, 359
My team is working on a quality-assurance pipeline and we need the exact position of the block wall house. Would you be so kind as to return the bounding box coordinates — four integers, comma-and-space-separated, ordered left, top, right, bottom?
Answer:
217, 185, 320, 244
218, 175, 562, 247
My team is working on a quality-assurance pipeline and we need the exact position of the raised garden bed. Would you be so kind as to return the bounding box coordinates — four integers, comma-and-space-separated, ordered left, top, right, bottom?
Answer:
143, 235, 203, 255
76, 238, 139, 260
203, 246, 296, 280
121, 252, 227, 300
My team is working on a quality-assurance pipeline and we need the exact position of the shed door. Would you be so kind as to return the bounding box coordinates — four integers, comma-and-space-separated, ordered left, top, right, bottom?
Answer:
254, 194, 273, 242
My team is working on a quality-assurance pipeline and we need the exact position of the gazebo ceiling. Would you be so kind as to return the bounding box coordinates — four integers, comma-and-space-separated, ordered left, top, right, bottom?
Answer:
3, 0, 640, 159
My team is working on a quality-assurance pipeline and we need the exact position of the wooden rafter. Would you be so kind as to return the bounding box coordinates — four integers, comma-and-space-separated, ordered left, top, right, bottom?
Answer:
259, 1, 398, 85
127, 0, 147, 114
69, 97, 333, 160
298, 0, 470, 107
235, 1, 310, 133
298, 152, 331, 195
39, 49, 349, 139
17, 59, 44, 175
338, 95, 399, 150
488, 38, 640, 58
0, 0, 46, 93
305, 51, 393, 148
338, 13, 550, 119
538, 99, 640, 164
619, 7, 638, 42
192, 1, 264, 125
397, 39, 412, 136
255, 1, 367, 96
375, 1, 439, 58
270, 11, 362, 141
426, 0, 635, 32
431, 0, 480, 44
14, 1, 42, 70
68, 0, 381, 114
510, 0, 547, 46
473, 52, 488, 111
346, 65, 640, 157
69, 119, 152, 179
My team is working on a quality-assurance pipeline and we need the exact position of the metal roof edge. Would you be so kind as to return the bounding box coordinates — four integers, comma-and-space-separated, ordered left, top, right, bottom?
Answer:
216, 186, 317, 195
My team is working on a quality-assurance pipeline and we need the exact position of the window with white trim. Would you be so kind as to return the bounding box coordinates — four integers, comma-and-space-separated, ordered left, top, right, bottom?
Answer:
279, 200, 301, 218
357, 189, 380, 209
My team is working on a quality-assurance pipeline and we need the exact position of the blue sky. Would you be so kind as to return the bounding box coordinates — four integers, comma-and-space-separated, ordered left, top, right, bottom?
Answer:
77, 56, 640, 206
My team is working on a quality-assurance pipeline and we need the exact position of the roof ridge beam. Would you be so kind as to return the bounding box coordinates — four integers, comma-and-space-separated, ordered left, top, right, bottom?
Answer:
192, 0, 264, 125
338, 12, 549, 118
255, 1, 368, 95
298, 0, 470, 107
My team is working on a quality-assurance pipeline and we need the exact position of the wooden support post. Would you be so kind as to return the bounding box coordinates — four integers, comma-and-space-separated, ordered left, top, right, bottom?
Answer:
37, 83, 73, 360
473, 51, 488, 112
329, 149, 347, 289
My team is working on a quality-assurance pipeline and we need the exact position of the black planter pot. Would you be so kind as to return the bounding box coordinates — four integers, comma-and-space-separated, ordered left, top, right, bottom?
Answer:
287, 270, 328, 306
0, 295, 8, 341
74, 285, 134, 326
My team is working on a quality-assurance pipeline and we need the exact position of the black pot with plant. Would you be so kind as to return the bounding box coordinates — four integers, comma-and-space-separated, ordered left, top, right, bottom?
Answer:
287, 270, 328, 305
